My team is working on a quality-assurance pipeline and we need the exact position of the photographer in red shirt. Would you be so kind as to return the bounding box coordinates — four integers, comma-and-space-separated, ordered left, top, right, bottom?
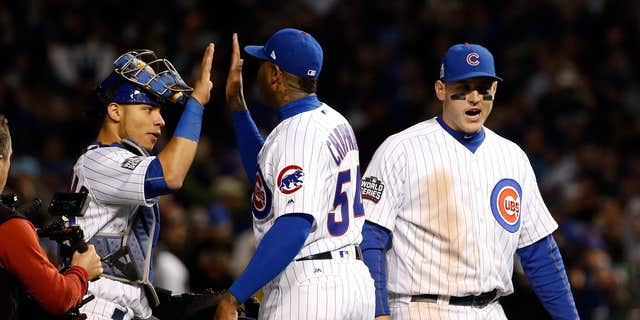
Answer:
0, 114, 103, 319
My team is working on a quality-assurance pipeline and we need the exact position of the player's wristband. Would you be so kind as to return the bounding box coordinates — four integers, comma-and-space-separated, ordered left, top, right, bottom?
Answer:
173, 97, 204, 142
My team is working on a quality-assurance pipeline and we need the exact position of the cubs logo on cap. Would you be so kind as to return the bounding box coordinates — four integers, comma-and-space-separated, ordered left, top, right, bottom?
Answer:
466, 52, 480, 66
277, 165, 304, 194
440, 43, 503, 83
490, 178, 522, 233
252, 167, 272, 220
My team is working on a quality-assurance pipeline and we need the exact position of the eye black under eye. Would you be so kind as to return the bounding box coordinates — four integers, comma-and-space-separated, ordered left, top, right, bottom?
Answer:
450, 93, 494, 101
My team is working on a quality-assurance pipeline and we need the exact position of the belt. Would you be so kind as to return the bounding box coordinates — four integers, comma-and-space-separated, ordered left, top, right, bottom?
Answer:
296, 246, 363, 261
411, 289, 499, 308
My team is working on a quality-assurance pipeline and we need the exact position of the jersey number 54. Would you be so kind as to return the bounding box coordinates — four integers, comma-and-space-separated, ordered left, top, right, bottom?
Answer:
328, 166, 365, 236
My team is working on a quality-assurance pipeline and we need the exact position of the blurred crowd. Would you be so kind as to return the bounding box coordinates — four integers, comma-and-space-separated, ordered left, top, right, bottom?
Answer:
1, 0, 640, 319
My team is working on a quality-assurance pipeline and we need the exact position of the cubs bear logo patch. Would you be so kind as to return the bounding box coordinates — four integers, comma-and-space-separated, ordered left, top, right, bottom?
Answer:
490, 178, 522, 233
277, 165, 304, 194
361, 176, 384, 203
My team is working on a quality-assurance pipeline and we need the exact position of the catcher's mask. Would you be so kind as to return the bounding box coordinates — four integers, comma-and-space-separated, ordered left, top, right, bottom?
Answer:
98, 49, 193, 106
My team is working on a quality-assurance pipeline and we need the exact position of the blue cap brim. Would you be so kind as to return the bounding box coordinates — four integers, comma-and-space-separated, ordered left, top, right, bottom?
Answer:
112, 81, 162, 106
443, 71, 503, 83
244, 46, 270, 61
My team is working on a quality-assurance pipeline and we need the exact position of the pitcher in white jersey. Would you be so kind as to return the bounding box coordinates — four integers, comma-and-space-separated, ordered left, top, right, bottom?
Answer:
214, 29, 375, 320
360, 43, 579, 319
70, 45, 214, 320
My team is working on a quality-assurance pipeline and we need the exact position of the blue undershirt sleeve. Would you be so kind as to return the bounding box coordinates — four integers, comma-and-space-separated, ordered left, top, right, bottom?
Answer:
516, 235, 579, 320
229, 213, 314, 304
231, 110, 264, 185
361, 221, 392, 317
144, 158, 171, 198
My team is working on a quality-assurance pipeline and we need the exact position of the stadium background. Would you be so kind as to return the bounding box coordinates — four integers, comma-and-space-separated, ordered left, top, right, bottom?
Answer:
1, 1, 639, 319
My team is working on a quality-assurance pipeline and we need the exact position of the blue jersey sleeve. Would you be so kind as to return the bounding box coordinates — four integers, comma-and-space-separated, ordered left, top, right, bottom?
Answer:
232, 110, 264, 185
361, 221, 392, 316
516, 235, 579, 320
144, 158, 170, 198
229, 213, 314, 303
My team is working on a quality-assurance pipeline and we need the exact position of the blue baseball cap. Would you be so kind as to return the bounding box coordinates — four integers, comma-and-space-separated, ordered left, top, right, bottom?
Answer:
98, 72, 162, 106
439, 43, 503, 83
244, 28, 323, 79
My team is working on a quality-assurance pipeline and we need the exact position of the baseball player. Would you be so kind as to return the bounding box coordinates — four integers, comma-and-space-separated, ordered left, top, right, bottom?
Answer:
360, 43, 579, 319
69, 44, 214, 320
214, 29, 375, 320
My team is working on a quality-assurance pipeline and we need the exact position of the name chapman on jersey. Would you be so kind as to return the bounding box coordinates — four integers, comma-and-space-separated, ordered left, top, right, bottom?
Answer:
326, 123, 358, 166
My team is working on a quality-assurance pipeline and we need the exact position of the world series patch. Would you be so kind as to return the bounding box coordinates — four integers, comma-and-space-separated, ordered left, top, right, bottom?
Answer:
121, 156, 143, 170
361, 176, 384, 203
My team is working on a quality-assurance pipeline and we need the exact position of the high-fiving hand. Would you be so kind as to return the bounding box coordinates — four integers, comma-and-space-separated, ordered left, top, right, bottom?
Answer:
191, 43, 215, 106
226, 33, 248, 112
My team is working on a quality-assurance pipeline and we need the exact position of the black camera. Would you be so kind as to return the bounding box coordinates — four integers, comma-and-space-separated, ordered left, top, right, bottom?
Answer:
37, 192, 90, 257
39, 192, 95, 319
3, 192, 95, 320
48, 192, 90, 217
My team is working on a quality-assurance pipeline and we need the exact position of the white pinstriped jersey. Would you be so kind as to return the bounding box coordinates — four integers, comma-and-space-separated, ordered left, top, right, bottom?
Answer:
250, 102, 374, 319
71, 144, 156, 318
363, 116, 558, 297
251, 103, 365, 258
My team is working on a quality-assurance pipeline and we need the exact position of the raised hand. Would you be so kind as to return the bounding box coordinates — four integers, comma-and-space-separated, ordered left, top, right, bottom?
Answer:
191, 43, 215, 106
226, 33, 248, 112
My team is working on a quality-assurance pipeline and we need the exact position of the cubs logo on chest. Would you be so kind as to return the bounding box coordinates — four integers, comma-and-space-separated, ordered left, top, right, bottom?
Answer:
490, 178, 522, 233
